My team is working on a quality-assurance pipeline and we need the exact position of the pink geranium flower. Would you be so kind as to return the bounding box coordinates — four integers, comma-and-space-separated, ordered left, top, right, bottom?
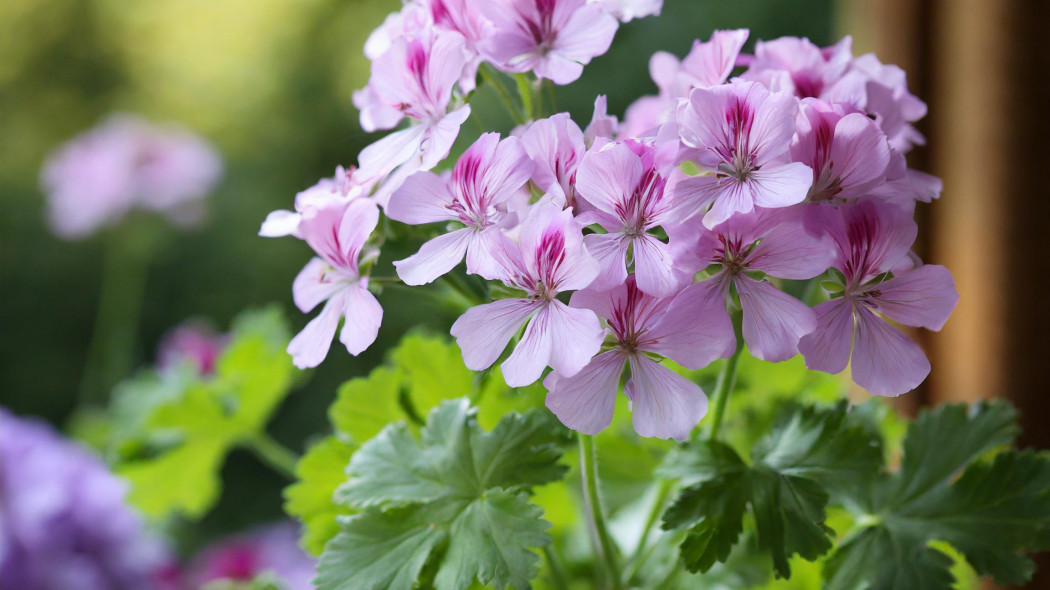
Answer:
544, 276, 733, 440
574, 140, 681, 296
520, 113, 587, 208
798, 200, 958, 395
450, 202, 603, 387
669, 208, 834, 362
674, 80, 813, 228
740, 36, 864, 105
353, 29, 472, 185
386, 132, 534, 284
156, 322, 229, 376
286, 199, 383, 369
790, 98, 894, 203
620, 29, 748, 138
479, 0, 618, 85
258, 166, 371, 239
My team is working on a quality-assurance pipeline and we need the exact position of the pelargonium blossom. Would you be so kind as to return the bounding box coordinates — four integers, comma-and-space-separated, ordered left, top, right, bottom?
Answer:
353, 29, 472, 186
0, 408, 170, 590
573, 140, 681, 296
286, 198, 383, 369
185, 522, 315, 590
259, 165, 371, 239
790, 98, 894, 203
669, 208, 834, 362
740, 36, 864, 105
521, 113, 588, 208
798, 200, 958, 395
545, 277, 733, 440
386, 132, 533, 284
479, 0, 618, 85
40, 114, 222, 240
674, 80, 813, 228
451, 202, 603, 387
156, 322, 229, 377
620, 29, 748, 138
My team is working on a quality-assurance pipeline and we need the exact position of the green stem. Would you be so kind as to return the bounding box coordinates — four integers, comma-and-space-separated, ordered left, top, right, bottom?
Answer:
543, 545, 570, 590
247, 433, 300, 480
579, 433, 623, 590
623, 478, 676, 583
79, 226, 155, 406
705, 313, 744, 441
514, 73, 535, 120
480, 66, 525, 125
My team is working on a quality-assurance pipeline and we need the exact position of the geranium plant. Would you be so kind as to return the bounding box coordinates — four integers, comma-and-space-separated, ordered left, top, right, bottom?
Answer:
32, 1, 1050, 589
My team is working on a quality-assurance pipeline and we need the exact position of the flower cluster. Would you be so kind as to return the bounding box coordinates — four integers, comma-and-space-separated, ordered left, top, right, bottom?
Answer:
0, 408, 171, 590
262, 8, 957, 439
182, 522, 315, 590
41, 114, 223, 240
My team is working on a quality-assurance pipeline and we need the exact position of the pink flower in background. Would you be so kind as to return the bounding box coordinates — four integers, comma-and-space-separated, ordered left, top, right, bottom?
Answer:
520, 113, 587, 207
259, 166, 371, 239
573, 140, 681, 296
156, 322, 229, 377
545, 277, 732, 439
740, 36, 864, 105
583, 95, 618, 147
353, 30, 472, 185
674, 81, 813, 228
40, 115, 222, 240
850, 53, 928, 153
186, 522, 314, 590
287, 199, 383, 369
798, 200, 958, 395
386, 133, 533, 284
480, 0, 618, 85
589, 0, 662, 22
651, 29, 749, 98
669, 208, 834, 362
451, 202, 603, 387
620, 29, 748, 137
790, 98, 894, 203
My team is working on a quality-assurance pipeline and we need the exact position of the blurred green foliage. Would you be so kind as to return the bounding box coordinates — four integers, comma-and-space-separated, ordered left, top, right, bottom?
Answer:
0, 0, 834, 549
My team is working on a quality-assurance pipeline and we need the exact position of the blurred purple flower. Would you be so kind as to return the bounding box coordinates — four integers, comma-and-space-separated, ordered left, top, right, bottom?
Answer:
0, 407, 171, 590
156, 322, 230, 377
40, 114, 222, 240
185, 522, 315, 590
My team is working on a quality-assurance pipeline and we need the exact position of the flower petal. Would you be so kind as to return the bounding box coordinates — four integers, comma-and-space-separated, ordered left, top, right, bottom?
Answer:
647, 280, 736, 368
502, 306, 556, 387
394, 228, 473, 286
633, 233, 681, 297
543, 350, 625, 435
259, 209, 300, 238
292, 257, 342, 313
626, 355, 707, 440
871, 264, 958, 331
339, 285, 383, 356
798, 299, 854, 375
582, 232, 629, 291
736, 277, 816, 362
747, 162, 812, 209
385, 171, 455, 225
851, 306, 930, 396
546, 300, 604, 378
451, 298, 539, 372
287, 293, 345, 369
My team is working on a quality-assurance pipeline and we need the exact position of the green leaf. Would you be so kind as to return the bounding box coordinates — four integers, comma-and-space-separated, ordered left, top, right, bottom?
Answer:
391, 333, 475, 416
118, 438, 226, 518
824, 401, 1050, 589
283, 436, 357, 555
329, 367, 404, 444
317, 399, 567, 590
663, 402, 880, 578
111, 308, 299, 520
893, 400, 1017, 506
661, 442, 749, 573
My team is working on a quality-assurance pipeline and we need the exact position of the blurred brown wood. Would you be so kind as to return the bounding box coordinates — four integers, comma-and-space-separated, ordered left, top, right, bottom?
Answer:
839, 0, 1050, 587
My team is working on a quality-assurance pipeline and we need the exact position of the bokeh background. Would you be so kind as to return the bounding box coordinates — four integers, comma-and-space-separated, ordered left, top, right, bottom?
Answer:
2, 0, 1047, 583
